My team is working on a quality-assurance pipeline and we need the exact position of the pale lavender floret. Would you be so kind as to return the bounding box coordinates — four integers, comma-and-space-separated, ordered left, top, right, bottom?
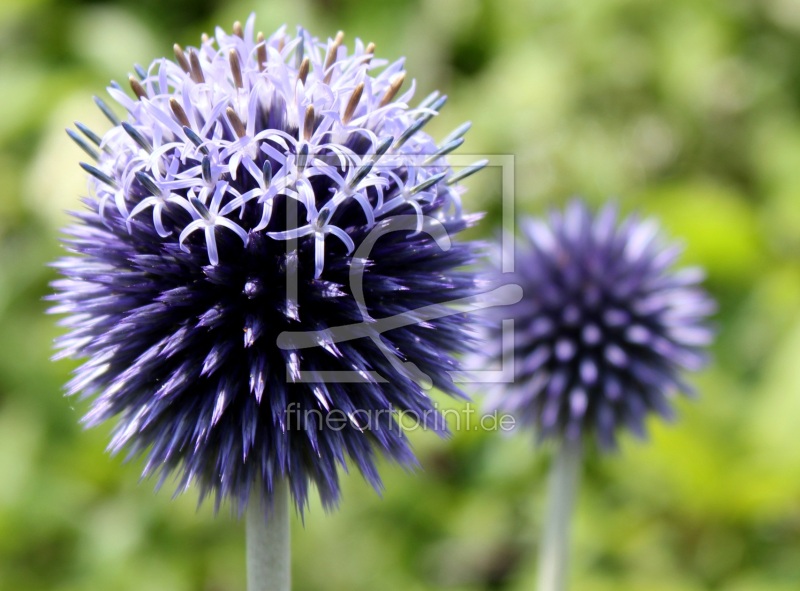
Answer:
52, 15, 485, 513
483, 200, 716, 449
179, 182, 250, 265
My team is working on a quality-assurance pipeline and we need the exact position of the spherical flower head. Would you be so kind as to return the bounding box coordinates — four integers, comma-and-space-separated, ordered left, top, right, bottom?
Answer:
483, 200, 716, 450
50, 15, 484, 513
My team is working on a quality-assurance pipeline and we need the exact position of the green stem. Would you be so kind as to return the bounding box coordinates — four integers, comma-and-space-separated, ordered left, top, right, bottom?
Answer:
536, 437, 583, 591
246, 480, 291, 591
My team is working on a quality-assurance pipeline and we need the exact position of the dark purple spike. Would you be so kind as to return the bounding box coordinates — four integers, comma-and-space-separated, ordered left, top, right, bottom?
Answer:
93, 96, 120, 125
67, 129, 99, 160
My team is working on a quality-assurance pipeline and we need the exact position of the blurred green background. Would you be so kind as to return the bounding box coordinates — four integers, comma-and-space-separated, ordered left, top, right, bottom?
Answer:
1, 0, 799, 589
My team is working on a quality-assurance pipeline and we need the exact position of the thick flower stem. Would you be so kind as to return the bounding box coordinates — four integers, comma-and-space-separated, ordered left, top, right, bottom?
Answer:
247, 480, 291, 591
536, 437, 583, 591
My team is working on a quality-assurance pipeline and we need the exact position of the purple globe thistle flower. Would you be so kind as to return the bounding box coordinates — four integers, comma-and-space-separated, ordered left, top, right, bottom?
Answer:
484, 200, 715, 450
50, 16, 485, 514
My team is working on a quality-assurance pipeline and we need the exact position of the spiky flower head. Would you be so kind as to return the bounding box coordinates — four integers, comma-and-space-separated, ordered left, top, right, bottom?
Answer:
51, 15, 484, 513
483, 200, 715, 450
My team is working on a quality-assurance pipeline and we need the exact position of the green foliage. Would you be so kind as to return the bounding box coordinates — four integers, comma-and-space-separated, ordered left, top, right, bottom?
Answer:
1, 0, 798, 588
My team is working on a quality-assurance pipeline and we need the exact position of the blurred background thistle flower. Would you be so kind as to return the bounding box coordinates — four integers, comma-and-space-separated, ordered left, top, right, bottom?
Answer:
49, 14, 485, 589
482, 199, 715, 591
485, 199, 716, 448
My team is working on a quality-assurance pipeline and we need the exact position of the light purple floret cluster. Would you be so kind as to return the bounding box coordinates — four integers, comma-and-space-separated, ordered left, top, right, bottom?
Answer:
484, 201, 716, 449
70, 15, 480, 275
51, 16, 484, 513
